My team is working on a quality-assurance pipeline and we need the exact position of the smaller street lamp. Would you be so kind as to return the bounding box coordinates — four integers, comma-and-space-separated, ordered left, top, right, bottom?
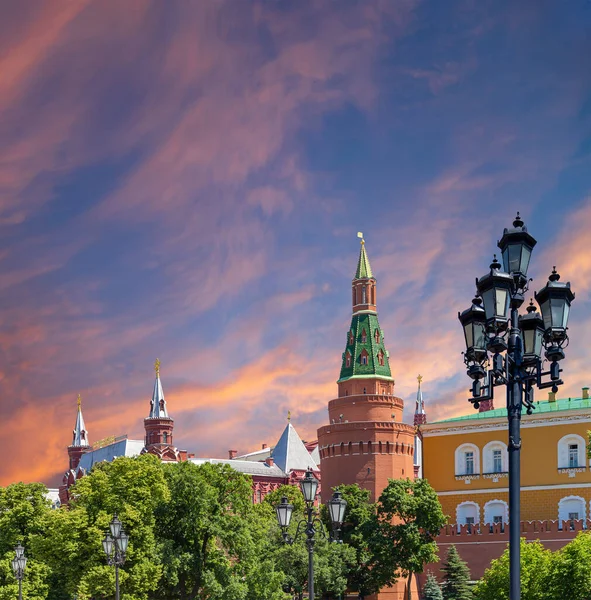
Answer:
275, 470, 347, 600
11, 544, 27, 600
103, 514, 129, 600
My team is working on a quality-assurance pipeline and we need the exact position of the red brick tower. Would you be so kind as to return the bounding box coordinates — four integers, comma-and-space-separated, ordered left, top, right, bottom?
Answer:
143, 359, 179, 461
317, 236, 417, 599
317, 237, 416, 502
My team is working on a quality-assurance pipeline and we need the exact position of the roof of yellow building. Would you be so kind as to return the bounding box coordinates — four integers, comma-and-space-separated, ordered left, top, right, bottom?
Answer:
433, 395, 591, 424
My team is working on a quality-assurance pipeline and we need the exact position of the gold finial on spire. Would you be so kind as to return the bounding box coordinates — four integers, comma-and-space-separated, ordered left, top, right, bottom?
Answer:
357, 231, 365, 245
287, 410, 291, 422
77, 393, 82, 409
154, 358, 161, 377
417, 374, 423, 386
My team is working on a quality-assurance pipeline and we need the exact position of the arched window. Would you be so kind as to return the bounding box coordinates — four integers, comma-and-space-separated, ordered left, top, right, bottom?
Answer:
345, 351, 352, 368
163, 432, 168, 443
558, 496, 586, 529
483, 441, 508, 473
456, 501, 480, 527
558, 434, 586, 469
361, 329, 367, 343
375, 329, 380, 344
484, 500, 508, 525
349, 331, 354, 345
455, 443, 480, 476
362, 286, 367, 304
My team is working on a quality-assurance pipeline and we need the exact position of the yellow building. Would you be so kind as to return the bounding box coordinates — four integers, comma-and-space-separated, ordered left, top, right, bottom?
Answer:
422, 389, 591, 527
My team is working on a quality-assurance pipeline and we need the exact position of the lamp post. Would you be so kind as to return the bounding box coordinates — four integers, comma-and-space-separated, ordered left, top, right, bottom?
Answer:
458, 213, 575, 600
275, 470, 347, 599
11, 544, 27, 600
102, 514, 129, 600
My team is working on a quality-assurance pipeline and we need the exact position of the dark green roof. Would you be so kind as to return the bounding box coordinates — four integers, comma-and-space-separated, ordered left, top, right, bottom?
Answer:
355, 242, 374, 279
433, 396, 591, 424
338, 312, 393, 382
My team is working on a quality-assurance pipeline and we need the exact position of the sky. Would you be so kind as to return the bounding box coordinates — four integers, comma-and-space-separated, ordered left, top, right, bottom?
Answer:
1, 0, 590, 488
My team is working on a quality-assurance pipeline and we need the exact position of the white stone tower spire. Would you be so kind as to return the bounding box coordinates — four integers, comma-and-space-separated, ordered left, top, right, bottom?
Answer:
148, 358, 169, 418
414, 374, 427, 426
72, 394, 89, 447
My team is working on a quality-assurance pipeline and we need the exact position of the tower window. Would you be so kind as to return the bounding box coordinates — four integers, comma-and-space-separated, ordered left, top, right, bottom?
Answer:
375, 329, 380, 344
163, 432, 168, 443
361, 329, 367, 343
349, 331, 354, 345
362, 286, 367, 304
345, 352, 352, 368
377, 350, 385, 366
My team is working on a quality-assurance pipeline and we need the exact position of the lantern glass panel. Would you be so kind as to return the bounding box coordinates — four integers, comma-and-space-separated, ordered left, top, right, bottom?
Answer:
534, 328, 544, 357
11, 558, 18, 574
540, 299, 551, 330
482, 289, 495, 320
300, 473, 318, 503
506, 244, 522, 274
521, 246, 532, 275
118, 531, 129, 553
18, 556, 26, 571
328, 495, 347, 526
275, 500, 293, 528
496, 288, 509, 318
463, 323, 473, 349
15, 545, 24, 558
103, 535, 114, 557
551, 298, 567, 330
523, 329, 534, 355
110, 516, 122, 539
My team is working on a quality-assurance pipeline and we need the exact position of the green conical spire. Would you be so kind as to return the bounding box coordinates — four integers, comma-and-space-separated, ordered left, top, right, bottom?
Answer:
355, 237, 373, 279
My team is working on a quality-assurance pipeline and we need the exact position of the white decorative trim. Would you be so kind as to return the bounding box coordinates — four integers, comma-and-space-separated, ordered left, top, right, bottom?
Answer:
558, 495, 586, 522
455, 474, 480, 483
483, 440, 508, 474
438, 482, 591, 496
456, 501, 480, 525
455, 443, 480, 476
483, 472, 508, 482
557, 434, 587, 469
483, 499, 508, 524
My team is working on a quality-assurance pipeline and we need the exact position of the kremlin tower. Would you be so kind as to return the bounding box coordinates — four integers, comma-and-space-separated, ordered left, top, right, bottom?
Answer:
142, 359, 180, 461
59, 394, 91, 504
317, 236, 416, 503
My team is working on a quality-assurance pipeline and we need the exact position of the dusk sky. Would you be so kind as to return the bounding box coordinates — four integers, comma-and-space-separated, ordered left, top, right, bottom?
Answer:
1, 1, 591, 487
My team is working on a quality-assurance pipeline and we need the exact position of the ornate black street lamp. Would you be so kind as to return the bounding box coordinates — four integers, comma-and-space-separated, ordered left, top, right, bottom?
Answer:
275, 470, 347, 600
11, 544, 27, 600
102, 514, 129, 600
459, 213, 575, 600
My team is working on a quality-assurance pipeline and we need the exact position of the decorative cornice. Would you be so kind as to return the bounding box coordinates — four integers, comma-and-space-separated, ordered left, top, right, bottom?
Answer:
423, 413, 591, 437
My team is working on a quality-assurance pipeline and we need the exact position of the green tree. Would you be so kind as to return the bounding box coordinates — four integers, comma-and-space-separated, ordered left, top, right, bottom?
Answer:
441, 545, 472, 600
473, 539, 551, 600
546, 531, 591, 600
34, 454, 169, 600
155, 461, 286, 600
422, 573, 443, 600
370, 478, 447, 600
325, 484, 379, 600
0, 482, 52, 600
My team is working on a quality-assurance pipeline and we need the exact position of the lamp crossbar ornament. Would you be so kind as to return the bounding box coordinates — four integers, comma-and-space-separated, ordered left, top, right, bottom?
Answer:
458, 212, 575, 600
